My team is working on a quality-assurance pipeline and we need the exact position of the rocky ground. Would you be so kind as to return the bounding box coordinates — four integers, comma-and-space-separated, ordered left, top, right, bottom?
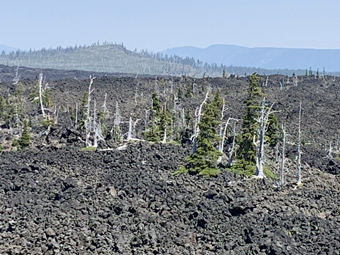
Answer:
0, 143, 339, 255
0, 65, 339, 254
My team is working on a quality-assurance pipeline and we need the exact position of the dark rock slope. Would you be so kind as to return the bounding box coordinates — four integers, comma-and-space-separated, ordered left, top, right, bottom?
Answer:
0, 143, 339, 254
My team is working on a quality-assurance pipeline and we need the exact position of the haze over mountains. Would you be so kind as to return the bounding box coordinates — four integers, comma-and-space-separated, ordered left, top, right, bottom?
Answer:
0, 43, 306, 77
163, 44, 340, 72
1, 43, 340, 76
0, 44, 17, 53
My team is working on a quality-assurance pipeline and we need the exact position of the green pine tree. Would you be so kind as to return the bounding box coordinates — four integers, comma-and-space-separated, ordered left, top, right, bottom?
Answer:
266, 113, 279, 147
185, 84, 193, 98
177, 88, 183, 99
145, 93, 170, 142
232, 73, 264, 175
98, 111, 109, 138
222, 69, 226, 78
78, 93, 88, 130
176, 90, 222, 177
19, 120, 30, 149
0, 95, 7, 119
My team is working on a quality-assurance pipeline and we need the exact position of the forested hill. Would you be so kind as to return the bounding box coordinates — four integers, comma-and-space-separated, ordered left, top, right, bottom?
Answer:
0, 43, 320, 77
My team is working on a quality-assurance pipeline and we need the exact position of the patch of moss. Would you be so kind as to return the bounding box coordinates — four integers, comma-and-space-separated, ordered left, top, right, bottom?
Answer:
198, 167, 220, 177
171, 166, 188, 176
41, 119, 55, 128
228, 159, 277, 179
80, 146, 97, 152
263, 166, 278, 180
334, 153, 340, 162
12, 139, 19, 148
229, 159, 256, 177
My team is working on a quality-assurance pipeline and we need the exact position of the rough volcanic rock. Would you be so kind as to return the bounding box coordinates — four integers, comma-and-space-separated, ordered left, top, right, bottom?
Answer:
0, 143, 338, 254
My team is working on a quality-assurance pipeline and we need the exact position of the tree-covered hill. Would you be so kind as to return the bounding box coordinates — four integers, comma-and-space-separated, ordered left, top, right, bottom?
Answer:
0, 43, 328, 77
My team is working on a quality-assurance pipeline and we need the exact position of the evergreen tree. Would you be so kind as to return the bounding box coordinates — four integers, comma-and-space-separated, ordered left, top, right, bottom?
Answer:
185, 109, 193, 129
233, 73, 264, 175
159, 103, 171, 140
177, 88, 183, 99
185, 84, 193, 98
176, 91, 222, 177
0, 95, 6, 119
19, 120, 30, 149
266, 113, 279, 147
222, 69, 226, 78
145, 93, 170, 142
78, 93, 88, 130
309, 67, 313, 76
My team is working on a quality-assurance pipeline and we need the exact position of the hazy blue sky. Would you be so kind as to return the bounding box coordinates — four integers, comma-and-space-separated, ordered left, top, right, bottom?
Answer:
1, 0, 340, 52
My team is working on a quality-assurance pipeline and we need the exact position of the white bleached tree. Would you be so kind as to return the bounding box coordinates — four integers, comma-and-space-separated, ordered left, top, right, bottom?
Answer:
297, 101, 302, 185
253, 98, 276, 178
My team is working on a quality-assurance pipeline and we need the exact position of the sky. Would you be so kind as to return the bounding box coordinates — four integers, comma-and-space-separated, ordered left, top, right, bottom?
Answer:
1, 0, 340, 52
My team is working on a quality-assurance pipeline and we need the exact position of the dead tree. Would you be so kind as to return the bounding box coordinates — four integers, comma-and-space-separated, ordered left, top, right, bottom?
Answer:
279, 124, 286, 186
254, 98, 276, 178
127, 117, 133, 141
38, 73, 46, 118
134, 86, 138, 105
218, 117, 238, 164
227, 121, 238, 167
101, 93, 108, 116
218, 117, 238, 153
125, 117, 140, 142
297, 101, 302, 185
279, 81, 283, 91
218, 97, 226, 144
85, 76, 95, 147
162, 127, 167, 143
92, 99, 103, 148
191, 91, 209, 152
75, 103, 78, 126
111, 101, 122, 142
181, 108, 186, 128
12, 66, 20, 85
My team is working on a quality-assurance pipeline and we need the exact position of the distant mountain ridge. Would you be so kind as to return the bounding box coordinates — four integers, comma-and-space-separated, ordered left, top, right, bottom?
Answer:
163, 44, 340, 72
0, 43, 306, 77
1, 43, 339, 77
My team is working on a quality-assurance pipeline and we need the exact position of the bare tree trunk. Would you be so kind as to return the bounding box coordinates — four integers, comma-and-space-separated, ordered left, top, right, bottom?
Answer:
85, 76, 95, 147
255, 98, 276, 178
191, 91, 209, 152
181, 108, 186, 128
219, 117, 238, 153
134, 86, 138, 105
218, 98, 226, 140
280, 124, 286, 186
93, 99, 97, 147
38, 73, 46, 118
102, 93, 108, 115
326, 141, 334, 159
127, 117, 133, 141
297, 101, 302, 185
75, 103, 78, 126
55, 106, 60, 125
12, 66, 20, 85
162, 127, 167, 143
